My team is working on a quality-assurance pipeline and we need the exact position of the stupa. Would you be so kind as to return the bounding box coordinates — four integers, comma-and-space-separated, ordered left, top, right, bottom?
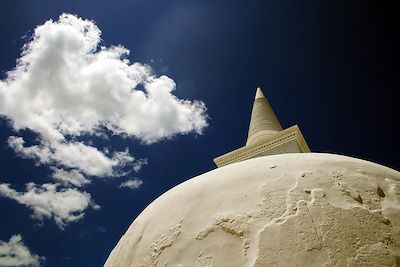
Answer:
104, 88, 400, 267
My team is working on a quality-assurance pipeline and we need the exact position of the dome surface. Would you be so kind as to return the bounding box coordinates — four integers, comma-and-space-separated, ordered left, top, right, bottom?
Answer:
105, 153, 400, 267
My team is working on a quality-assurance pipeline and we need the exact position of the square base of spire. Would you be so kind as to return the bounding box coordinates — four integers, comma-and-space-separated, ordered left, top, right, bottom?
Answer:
213, 125, 310, 168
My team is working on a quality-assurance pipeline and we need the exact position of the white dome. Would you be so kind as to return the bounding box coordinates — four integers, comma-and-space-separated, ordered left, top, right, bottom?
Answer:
105, 153, 400, 267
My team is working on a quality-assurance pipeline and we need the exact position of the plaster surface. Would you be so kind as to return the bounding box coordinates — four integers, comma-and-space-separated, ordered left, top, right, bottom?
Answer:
213, 125, 310, 168
104, 153, 400, 267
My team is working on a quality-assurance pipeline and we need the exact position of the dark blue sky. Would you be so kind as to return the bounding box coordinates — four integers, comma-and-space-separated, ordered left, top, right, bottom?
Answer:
0, 1, 399, 266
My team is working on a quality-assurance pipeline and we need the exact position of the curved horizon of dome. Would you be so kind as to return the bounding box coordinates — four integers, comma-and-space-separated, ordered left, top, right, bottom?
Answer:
104, 153, 400, 267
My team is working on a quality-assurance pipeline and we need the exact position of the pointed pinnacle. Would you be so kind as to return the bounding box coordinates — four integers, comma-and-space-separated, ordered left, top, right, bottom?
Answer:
246, 87, 282, 145
255, 87, 265, 99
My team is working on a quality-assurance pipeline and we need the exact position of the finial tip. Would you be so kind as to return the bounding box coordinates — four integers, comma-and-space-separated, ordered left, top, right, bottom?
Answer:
255, 87, 265, 99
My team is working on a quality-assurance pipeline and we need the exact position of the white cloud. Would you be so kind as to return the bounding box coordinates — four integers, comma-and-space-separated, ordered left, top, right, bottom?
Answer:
0, 234, 44, 267
96, 226, 106, 233
51, 168, 90, 187
0, 13, 207, 180
7, 137, 135, 178
132, 158, 148, 173
0, 183, 97, 229
119, 178, 143, 189
0, 13, 208, 228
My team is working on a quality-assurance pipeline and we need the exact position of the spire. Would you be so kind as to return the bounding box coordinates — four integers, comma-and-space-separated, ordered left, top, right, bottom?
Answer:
214, 86, 310, 168
255, 87, 265, 99
246, 87, 282, 145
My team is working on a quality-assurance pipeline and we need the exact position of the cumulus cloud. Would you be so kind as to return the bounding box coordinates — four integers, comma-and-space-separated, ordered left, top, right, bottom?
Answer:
0, 13, 208, 227
0, 13, 207, 174
0, 234, 44, 267
0, 13, 207, 169
0, 183, 97, 228
119, 178, 143, 189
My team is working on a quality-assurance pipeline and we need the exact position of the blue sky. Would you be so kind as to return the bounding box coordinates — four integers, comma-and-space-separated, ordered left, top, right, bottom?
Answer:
0, 1, 398, 266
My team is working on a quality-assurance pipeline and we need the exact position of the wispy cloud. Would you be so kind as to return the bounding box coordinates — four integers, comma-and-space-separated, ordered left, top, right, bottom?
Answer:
119, 178, 143, 189
7, 137, 136, 178
0, 183, 98, 228
51, 168, 90, 187
0, 235, 44, 267
132, 158, 148, 173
